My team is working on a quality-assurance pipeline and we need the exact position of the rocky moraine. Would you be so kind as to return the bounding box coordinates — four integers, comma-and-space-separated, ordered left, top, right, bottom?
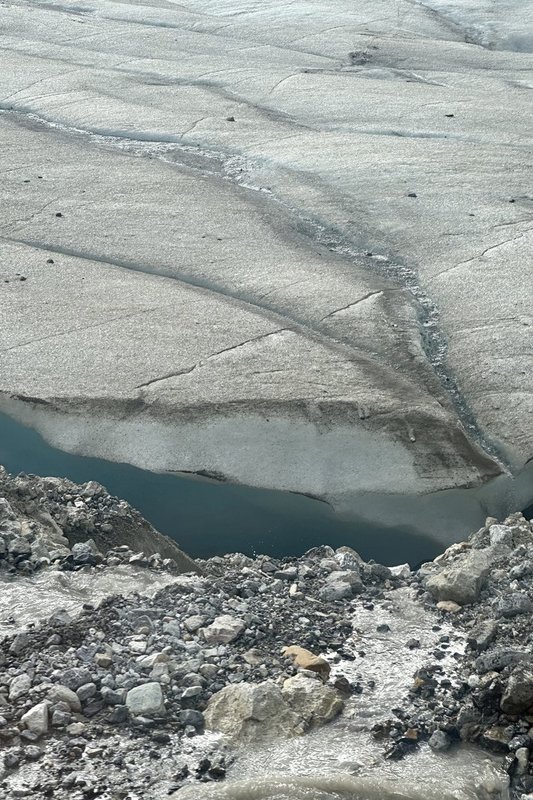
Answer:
0, 469, 532, 799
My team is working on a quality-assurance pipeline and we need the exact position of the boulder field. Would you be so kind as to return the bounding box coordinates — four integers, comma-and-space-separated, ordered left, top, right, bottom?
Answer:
0, 470, 533, 798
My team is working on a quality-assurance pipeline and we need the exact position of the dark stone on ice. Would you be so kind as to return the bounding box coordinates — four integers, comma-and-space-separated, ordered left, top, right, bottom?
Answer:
172, 758, 189, 781
333, 676, 352, 695
385, 739, 417, 760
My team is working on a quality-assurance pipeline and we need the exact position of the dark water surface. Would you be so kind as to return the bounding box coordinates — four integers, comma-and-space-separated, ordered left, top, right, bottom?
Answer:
0, 412, 442, 565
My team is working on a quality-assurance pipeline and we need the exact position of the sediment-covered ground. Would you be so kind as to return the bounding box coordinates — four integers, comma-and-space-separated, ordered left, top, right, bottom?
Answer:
1, 470, 532, 799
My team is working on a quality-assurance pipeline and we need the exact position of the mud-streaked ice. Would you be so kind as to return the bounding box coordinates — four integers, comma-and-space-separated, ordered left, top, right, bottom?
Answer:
0, 0, 532, 522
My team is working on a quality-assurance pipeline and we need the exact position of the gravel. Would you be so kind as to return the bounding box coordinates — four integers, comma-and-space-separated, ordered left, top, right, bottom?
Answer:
1, 471, 532, 798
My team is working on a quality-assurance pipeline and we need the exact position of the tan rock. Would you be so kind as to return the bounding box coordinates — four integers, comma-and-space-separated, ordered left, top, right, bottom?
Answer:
282, 645, 330, 681
437, 600, 462, 613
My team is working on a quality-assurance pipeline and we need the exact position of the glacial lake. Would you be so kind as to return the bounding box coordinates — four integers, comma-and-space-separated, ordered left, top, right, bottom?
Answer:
0, 411, 441, 566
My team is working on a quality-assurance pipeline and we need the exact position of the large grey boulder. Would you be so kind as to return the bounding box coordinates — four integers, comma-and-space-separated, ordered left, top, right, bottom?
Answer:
428, 730, 452, 752
9, 632, 30, 656
204, 681, 304, 743
319, 570, 363, 602
71, 539, 102, 566
126, 682, 165, 717
204, 677, 344, 743
8, 536, 31, 558
500, 666, 533, 715
281, 674, 343, 727
488, 525, 515, 547
426, 545, 507, 605
0, 498, 15, 519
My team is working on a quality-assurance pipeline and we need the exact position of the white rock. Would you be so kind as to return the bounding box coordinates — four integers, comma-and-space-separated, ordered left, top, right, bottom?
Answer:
437, 600, 462, 613
489, 524, 514, 546
515, 747, 529, 776
137, 652, 169, 669
66, 722, 86, 735
182, 686, 202, 699
21, 701, 49, 737
9, 674, 31, 701
128, 638, 147, 654
390, 563, 411, 579
126, 682, 165, 716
